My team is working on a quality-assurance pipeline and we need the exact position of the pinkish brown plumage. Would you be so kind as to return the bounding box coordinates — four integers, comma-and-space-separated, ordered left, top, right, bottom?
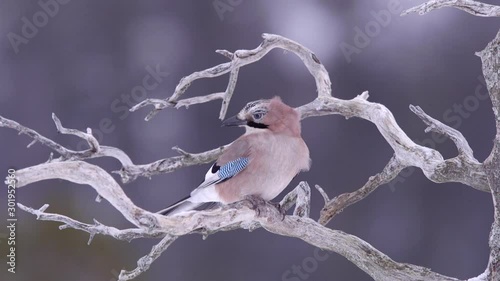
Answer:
158, 97, 310, 216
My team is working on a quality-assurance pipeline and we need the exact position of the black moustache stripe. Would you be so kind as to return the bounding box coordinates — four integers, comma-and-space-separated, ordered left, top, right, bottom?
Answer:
247, 121, 268, 129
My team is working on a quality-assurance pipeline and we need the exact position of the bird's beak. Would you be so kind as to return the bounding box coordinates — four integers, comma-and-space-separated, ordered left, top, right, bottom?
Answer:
222, 115, 247, 127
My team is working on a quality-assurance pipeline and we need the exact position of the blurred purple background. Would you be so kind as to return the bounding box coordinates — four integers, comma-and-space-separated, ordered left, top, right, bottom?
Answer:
1, 1, 499, 280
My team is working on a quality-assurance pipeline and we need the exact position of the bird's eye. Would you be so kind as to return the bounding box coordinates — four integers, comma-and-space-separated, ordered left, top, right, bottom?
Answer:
252, 113, 264, 120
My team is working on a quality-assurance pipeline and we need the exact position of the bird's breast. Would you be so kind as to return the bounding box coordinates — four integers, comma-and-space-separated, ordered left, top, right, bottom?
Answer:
216, 133, 309, 203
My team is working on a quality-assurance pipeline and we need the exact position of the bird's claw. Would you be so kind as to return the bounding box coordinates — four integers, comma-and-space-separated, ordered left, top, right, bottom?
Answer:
243, 195, 267, 217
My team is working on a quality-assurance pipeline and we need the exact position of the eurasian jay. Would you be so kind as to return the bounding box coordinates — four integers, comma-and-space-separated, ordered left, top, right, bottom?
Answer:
158, 97, 310, 216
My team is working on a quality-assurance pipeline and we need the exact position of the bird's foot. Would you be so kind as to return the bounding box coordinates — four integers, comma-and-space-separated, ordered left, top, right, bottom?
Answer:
243, 195, 267, 217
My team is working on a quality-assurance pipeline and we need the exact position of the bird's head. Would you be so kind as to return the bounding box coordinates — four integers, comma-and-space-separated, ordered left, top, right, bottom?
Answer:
222, 97, 301, 136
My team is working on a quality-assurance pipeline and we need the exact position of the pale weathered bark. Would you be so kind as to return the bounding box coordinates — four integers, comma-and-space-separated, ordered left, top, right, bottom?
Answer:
2, 1, 499, 280
478, 29, 500, 281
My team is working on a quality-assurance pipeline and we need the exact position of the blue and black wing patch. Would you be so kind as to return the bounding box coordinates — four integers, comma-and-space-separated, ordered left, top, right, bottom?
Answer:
217, 157, 249, 181
196, 157, 249, 189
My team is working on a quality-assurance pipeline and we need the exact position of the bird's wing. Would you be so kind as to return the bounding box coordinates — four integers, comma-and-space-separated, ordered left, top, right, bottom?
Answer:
196, 157, 249, 190
192, 138, 252, 192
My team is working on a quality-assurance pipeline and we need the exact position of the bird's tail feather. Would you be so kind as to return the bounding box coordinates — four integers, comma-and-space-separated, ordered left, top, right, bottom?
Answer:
157, 196, 203, 216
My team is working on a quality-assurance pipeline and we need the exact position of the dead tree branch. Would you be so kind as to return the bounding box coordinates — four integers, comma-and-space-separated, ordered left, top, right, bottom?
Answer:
478, 29, 500, 281
319, 155, 404, 225
3, 1, 499, 279
15, 164, 458, 281
401, 0, 500, 17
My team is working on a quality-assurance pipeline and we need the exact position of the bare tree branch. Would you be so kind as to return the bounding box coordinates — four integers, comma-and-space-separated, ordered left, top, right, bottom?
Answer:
403, 1, 499, 278
17, 203, 163, 243
52, 113, 100, 153
219, 68, 240, 120
0, 113, 227, 183
314, 184, 330, 205
15, 161, 157, 229
401, 0, 500, 17
410, 105, 476, 159
292, 181, 311, 218
130, 33, 331, 121
130, 33, 489, 193
297, 94, 490, 192
114, 145, 227, 183
5, 1, 499, 277
175, 92, 225, 109
262, 215, 460, 281
118, 235, 177, 281
319, 155, 404, 225
0, 113, 134, 165
3, 59, 488, 192
0, 114, 95, 160
14, 162, 458, 280
7, 108, 474, 281
409, 105, 488, 192
318, 102, 488, 225
477, 29, 500, 281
